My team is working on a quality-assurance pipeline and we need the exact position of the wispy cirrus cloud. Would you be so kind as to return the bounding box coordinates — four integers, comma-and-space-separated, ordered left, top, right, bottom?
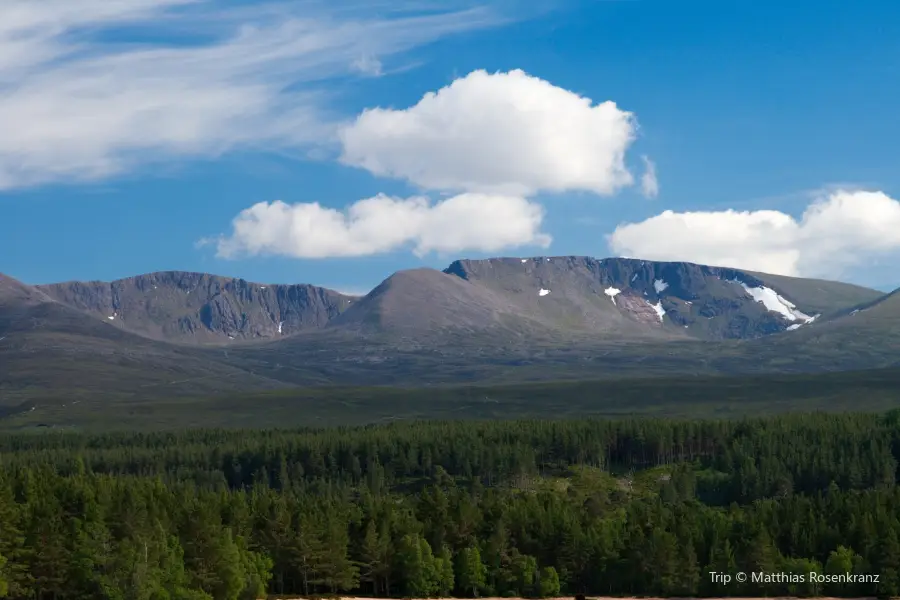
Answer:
0, 0, 517, 190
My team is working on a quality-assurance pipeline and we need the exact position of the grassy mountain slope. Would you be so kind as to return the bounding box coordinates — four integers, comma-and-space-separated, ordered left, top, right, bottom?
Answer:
755, 288, 900, 368
327, 268, 540, 336
744, 269, 883, 315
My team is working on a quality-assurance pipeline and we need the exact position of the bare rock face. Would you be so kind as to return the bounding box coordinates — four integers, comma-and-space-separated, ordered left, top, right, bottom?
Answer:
38, 271, 356, 344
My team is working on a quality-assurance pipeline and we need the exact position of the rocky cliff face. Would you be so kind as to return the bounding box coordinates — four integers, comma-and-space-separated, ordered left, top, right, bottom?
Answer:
439, 256, 872, 340
38, 271, 355, 344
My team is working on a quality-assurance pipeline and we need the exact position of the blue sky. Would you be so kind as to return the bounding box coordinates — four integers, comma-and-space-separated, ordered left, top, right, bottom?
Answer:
3, 0, 900, 293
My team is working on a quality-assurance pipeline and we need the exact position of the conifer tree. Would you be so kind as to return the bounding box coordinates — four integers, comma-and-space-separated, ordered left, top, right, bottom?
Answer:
455, 546, 487, 597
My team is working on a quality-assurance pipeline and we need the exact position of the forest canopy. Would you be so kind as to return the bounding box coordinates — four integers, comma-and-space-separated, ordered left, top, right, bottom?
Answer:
0, 411, 899, 599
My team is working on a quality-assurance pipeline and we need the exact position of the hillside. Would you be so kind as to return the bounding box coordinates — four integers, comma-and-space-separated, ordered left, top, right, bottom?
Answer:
750, 288, 900, 368
0, 272, 54, 307
38, 271, 355, 344
0, 273, 285, 403
327, 268, 525, 335
742, 269, 883, 315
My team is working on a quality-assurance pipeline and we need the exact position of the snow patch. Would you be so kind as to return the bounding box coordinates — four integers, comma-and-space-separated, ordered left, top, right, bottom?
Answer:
277, 320, 284, 334
653, 279, 669, 294
107, 316, 115, 320
228, 335, 234, 340
730, 280, 813, 322
646, 300, 665, 322
685, 300, 693, 305
631, 273, 638, 282
787, 313, 821, 331
538, 288, 551, 297
260, 286, 267, 290
521, 258, 527, 263
850, 309, 860, 316
604, 287, 621, 305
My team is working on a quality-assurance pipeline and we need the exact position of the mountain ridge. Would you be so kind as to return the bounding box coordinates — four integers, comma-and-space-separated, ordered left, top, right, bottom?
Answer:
0, 273, 288, 402
3, 257, 898, 403
13, 258, 890, 345
436, 256, 880, 340
37, 270, 357, 344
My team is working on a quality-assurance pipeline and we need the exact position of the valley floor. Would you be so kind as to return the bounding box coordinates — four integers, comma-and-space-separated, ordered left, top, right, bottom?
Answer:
5, 366, 900, 431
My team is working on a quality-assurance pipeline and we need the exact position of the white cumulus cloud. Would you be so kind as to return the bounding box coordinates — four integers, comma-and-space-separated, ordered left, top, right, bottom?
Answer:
0, 0, 512, 190
214, 192, 551, 259
607, 189, 900, 279
338, 69, 637, 195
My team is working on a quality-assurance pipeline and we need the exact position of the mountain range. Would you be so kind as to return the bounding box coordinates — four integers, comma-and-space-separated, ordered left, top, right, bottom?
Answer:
1, 256, 897, 407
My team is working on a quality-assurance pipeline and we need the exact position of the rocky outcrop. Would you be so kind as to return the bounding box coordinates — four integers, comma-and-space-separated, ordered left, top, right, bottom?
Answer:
441, 256, 874, 340
38, 271, 356, 344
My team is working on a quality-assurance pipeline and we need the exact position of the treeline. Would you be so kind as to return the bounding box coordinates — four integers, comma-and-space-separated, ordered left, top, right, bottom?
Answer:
0, 412, 898, 598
